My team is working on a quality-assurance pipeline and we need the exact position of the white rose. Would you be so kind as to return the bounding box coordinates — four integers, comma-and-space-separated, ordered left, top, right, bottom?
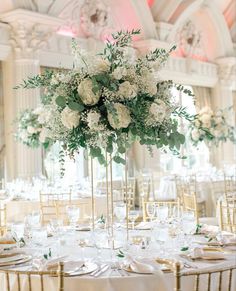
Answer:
39, 128, 50, 143
87, 111, 101, 130
77, 79, 101, 105
112, 67, 127, 80
108, 103, 131, 129
118, 81, 137, 100
194, 119, 201, 128
199, 113, 211, 127
191, 129, 201, 141
61, 107, 80, 129
27, 126, 39, 134
149, 100, 170, 123
35, 107, 52, 124
199, 107, 213, 116
94, 58, 110, 73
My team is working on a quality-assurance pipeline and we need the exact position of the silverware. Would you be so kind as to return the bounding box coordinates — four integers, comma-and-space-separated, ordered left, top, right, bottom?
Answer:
90, 263, 106, 276
93, 264, 109, 277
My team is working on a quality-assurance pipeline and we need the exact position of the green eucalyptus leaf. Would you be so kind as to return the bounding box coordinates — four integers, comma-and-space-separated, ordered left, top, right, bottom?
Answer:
68, 101, 84, 112
55, 96, 66, 107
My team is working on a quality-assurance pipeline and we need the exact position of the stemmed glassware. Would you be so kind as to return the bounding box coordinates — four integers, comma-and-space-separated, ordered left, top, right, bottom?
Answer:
156, 205, 168, 224
114, 202, 126, 226
66, 206, 80, 228
146, 203, 156, 222
129, 210, 139, 230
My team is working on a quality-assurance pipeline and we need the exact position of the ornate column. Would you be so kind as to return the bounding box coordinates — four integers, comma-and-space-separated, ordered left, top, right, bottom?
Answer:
1, 10, 63, 180
211, 57, 236, 167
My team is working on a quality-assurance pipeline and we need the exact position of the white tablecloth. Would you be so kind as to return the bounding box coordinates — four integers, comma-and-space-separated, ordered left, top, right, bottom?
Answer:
0, 226, 235, 291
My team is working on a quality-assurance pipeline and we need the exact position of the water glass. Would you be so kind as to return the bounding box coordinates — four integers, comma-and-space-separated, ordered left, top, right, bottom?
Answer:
129, 210, 139, 230
114, 203, 126, 225
66, 206, 80, 228
146, 203, 156, 222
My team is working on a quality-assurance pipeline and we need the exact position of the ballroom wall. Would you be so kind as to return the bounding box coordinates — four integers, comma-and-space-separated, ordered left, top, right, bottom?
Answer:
0, 0, 235, 181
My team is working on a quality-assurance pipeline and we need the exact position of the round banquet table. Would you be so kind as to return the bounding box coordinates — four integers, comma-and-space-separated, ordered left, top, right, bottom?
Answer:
0, 223, 235, 291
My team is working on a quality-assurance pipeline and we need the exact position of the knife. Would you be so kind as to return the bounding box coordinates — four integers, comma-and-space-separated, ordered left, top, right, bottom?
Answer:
93, 264, 109, 277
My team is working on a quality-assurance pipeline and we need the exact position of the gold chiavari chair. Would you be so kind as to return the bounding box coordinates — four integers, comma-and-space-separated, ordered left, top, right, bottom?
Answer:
40, 191, 71, 225
159, 258, 236, 291
224, 174, 236, 199
137, 175, 151, 210
219, 198, 236, 233
142, 199, 180, 222
122, 177, 136, 210
0, 262, 64, 291
0, 203, 7, 236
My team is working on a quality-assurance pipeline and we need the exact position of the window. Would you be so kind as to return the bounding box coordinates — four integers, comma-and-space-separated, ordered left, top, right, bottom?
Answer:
160, 85, 210, 172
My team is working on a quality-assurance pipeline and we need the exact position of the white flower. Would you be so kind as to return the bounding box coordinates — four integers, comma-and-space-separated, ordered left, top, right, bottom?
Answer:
191, 129, 201, 141
34, 106, 52, 124
118, 81, 137, 100
108, 103, 131, 129
112, 67, 127, 80
19, 130, 28, 141
77, 79, 101, 105
199, 113, 211, 127
214, 116, 223, 125
145, 81, 157, 96
27, 126, 39, 134
194, 119, 201, 128
39, 128, 50, 143
94, 58, 110, 73
61, 107, 80, 129
148, 100, 170, 123
199, 107, 213, 116
87, 111, 101, 130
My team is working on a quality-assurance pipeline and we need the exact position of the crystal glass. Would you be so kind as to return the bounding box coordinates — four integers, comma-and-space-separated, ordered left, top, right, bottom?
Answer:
156, 205, 168, 224
146, 203, 156, 222
78, 238, 88, 261
114, 202, 126, 225
66, 205, 80, 228
50, 218, 63, 236
129, 210, 139, 230
11, 223, 24, 242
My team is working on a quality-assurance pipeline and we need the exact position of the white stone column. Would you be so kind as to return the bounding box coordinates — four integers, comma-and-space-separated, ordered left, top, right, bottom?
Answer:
1, 10, 64, 180
211, 57, 236, 167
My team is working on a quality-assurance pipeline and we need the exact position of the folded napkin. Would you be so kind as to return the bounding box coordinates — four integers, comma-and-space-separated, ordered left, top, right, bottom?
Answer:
32, 255, 67, 271
0, 234, 16, 245
135, 222, 153, 230
218, 235, 236, 246
191, 247, 225, 260
125, 255, 155, 273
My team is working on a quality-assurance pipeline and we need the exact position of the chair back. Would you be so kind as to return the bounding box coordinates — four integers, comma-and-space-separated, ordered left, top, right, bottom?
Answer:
158, 258, 236, 291
182, 191, 199, 223
224, 174, 236, 199
122, 178, 136, 209
0, 262, 64, 291
40, 191, 71, 225
0, 203, 6, 236
219, 198, 236, 233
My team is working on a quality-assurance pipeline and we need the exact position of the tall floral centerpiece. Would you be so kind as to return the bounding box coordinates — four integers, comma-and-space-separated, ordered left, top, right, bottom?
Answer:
15, 29, 195, 242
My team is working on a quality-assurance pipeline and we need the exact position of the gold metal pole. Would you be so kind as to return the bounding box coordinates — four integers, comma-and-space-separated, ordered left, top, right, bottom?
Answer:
90, 158, 95, 231
125, 151, 129, 241
109, 154, 115, 249
105, 152, 110, 231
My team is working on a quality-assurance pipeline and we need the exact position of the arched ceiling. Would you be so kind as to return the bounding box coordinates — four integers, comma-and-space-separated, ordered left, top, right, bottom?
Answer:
0, 0, 235, 53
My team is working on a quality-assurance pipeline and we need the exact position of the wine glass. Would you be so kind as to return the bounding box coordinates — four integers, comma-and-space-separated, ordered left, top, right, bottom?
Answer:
66, 206, 80, 228
129, 210, 139, 230
50, 219, 63, 237
156, 205, 168, 224
114, 203, 126, 226
146, 203, 156, 222
78, 238, 88, 262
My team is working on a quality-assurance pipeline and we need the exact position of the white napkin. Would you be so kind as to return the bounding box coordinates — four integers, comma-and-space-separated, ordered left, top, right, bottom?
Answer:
32, 255, 67, 271
0, 234, 16, 245
192, 247, 225, 259
135, 222, 152, 230
126, 256, 155, 273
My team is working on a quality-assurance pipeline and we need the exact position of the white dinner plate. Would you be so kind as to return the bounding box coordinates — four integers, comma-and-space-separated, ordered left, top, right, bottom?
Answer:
0, 255, 32, 267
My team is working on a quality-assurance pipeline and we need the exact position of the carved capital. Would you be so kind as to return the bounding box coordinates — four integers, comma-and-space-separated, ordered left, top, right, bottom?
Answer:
216, 57, 236, 86
0, 9, 64, 59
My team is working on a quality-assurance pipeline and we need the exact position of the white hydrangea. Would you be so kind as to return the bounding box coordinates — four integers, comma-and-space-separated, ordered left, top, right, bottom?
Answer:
148, 100, 170, 124
61, 107, 80, 129
77, 79, 101, 105
199, 113, 212, 128
34, 106, 52, 124
191, 128, 201, 141
108, 103, 131, 129
118, 81, 137, 100
27, 126, 40, 134
87, 111, 101, 130
112, 67, 127, 80
39, 128, 50, 143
